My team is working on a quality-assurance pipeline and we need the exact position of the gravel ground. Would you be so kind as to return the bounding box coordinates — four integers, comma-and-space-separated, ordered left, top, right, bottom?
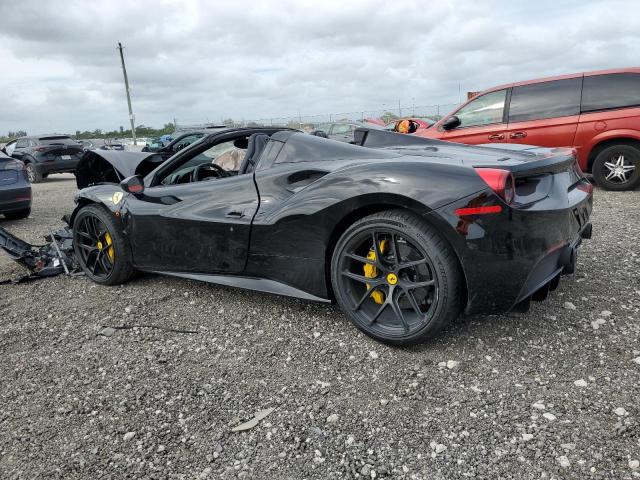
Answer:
0, 174, 639, 479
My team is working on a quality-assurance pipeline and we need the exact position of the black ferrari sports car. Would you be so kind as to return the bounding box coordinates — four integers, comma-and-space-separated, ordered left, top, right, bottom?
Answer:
17, 127, 594, 344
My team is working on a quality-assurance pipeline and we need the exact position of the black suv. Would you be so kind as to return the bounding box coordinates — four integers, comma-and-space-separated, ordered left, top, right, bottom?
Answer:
3, 135, 84, 183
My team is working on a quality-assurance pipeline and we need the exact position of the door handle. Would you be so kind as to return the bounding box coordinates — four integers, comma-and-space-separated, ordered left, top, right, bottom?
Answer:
487, 134, 505, 141
226, 210, 245, 218
509, 132, 527, 139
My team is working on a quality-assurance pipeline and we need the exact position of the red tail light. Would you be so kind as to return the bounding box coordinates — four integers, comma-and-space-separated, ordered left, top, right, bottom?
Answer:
34, 146, 47, 153
475, 168, 515, 204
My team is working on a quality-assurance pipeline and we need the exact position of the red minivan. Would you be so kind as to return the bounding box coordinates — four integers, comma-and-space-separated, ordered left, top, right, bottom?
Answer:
417, 68, 640, 190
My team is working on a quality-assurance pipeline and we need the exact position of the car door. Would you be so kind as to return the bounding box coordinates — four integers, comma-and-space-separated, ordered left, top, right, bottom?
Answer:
506, 77, 582, 148
123, 137, 257, 274
3, 140, 17, 156
10, 138, 30, 160
439, 89, 509, 144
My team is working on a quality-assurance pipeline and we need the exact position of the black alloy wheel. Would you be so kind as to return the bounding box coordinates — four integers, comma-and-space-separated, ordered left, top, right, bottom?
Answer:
73, 204, 134, 285
331, 210, 463, 345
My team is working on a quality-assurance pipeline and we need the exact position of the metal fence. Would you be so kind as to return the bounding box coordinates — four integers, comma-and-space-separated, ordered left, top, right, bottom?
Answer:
241, 103, 459, 128
176, 103, 459, 130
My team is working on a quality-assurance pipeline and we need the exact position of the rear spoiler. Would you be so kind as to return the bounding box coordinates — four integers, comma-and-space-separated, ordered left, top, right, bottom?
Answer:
474, 144, 578, 177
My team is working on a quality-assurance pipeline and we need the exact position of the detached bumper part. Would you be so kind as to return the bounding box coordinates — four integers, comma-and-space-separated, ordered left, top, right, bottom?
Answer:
0, 226, 78, 283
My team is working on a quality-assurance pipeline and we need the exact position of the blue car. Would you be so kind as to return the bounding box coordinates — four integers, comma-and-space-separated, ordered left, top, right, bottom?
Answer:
0, 151, 31, 220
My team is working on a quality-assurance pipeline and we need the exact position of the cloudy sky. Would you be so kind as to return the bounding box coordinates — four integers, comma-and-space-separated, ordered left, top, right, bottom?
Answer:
1, 0, 639, 134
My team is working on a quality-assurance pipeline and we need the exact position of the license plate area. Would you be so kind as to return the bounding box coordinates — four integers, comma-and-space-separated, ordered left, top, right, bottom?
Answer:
0, 170, 18, 185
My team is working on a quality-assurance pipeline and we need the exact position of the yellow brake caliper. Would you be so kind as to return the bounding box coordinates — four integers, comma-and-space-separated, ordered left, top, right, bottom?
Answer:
363, 239, 387, 304
103, 232, 115, 263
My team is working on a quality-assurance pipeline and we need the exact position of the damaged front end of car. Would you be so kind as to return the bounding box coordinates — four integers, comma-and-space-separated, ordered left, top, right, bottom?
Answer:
1, 149, 161, 284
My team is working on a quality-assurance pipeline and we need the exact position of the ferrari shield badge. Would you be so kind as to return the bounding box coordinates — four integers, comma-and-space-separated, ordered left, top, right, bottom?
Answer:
112, 192, 124, 205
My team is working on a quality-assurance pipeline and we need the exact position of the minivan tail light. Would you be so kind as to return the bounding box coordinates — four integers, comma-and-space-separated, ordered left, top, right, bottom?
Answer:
475, 168, 515, 204
34, 146, 47, 152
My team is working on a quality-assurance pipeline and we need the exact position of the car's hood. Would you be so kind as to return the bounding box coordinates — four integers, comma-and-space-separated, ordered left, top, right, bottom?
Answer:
75, 150, 164, 189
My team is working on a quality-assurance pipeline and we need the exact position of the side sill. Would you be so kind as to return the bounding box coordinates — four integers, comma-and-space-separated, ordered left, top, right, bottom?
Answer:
147, 270, 332, 303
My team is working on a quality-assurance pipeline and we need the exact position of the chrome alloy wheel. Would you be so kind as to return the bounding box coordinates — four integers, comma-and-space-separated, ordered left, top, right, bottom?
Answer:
603, 154, 636, 184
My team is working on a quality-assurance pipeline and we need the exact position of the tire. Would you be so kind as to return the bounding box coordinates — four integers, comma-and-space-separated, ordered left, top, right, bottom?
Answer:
25, 162, 43, 183
73, 204, 134, 285
4, 208, 31, 220
592, 144, 640, 191
330, 209, 463, 346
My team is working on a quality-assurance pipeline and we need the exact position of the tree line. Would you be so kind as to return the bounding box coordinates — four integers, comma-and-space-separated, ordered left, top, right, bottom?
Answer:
1, 123, 177, 143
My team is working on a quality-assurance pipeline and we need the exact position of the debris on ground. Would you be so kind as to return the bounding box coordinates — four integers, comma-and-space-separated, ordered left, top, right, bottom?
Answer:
0, 223, 78, 284
231, 407, 275, 432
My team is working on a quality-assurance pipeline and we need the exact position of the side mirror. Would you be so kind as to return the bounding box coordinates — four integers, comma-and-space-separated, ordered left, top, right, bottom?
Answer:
120, 175, 144, 195
441, 115, 461, 131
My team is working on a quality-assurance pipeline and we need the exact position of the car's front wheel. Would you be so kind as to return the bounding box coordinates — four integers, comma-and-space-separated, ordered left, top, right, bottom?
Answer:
330, 209, 464, 345
73, 204, 134, 285
592, 145, 640, 191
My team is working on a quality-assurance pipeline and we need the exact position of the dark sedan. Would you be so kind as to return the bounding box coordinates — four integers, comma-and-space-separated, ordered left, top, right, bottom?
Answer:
4, 135, 84, 183
0, 152, 31, 220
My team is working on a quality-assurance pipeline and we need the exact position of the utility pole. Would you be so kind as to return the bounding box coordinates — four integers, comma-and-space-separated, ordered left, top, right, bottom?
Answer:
117, 42, 137, 145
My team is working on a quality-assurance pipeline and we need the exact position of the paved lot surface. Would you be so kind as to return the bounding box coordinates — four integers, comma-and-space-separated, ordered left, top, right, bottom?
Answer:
1, 174, 639, 479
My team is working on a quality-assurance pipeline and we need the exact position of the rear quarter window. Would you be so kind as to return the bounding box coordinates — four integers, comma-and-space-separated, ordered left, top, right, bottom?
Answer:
581, 73, 640, 112
508, 78, 582, 122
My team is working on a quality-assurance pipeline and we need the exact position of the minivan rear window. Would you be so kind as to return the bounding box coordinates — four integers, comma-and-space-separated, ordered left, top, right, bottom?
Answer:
508, 78, 582, 123
581, 73, 640, 112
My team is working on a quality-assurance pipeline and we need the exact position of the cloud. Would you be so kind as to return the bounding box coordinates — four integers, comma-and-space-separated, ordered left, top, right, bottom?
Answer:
0, 0, 639, 134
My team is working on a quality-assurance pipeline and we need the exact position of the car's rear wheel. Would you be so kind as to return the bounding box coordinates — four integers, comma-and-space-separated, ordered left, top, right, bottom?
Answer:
25, 163, 43, 183
4, 208, 31, 220
592, 145, 640, 191
73, 204, 134, 285
331, 209, 463, 345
